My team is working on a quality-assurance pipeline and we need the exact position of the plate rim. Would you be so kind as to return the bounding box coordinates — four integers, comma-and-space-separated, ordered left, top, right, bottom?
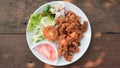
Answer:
26, 1, 92, 66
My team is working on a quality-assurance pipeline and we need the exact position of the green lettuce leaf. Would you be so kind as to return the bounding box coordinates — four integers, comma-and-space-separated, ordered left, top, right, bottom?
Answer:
27, 14, 43, 32
27, 5, 55, 32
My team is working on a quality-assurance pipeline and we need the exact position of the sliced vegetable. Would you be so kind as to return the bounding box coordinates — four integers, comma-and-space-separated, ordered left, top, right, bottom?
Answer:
32, 35, 44, 43
43, 26, 58, 41
32, 26, 44, 43
41, 16, 55, 27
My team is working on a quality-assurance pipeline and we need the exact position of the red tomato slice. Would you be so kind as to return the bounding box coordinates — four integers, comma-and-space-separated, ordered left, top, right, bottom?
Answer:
43, 26, 58, 41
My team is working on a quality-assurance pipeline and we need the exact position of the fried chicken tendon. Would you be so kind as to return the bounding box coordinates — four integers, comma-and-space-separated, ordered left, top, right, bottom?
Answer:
55, 11, 88, 61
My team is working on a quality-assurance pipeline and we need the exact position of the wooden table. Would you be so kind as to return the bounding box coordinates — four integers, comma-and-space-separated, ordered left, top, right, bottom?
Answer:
0, 0, 120, 68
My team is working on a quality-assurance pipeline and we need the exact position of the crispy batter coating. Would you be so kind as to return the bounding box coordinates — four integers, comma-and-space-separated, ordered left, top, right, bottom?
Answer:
55, 11, 88, 61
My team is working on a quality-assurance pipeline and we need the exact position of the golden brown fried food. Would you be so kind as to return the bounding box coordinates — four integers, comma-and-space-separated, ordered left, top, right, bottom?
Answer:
82, 21, 88, 32
55, 11, 88, 61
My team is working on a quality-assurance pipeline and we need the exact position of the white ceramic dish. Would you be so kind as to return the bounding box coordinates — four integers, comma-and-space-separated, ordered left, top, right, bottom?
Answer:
26, 1, 91, 66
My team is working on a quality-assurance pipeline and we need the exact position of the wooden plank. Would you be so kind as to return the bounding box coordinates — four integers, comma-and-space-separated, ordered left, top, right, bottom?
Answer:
0, 34, 120, 68
0, 0, 120, 33
75, 0, 120, 33
0, 34, 44, 68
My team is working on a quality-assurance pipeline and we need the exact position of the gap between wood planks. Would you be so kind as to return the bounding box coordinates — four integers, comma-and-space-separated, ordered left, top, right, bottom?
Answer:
0, 32, 119, 40
0, 32, 120, 35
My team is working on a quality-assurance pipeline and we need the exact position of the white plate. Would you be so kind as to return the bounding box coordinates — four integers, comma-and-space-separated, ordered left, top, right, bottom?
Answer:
26, 1, 91, 66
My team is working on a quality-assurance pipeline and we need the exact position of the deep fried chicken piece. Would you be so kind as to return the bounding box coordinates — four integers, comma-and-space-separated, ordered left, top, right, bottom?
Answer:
82, 21, 88, 32
56, 11, 88, 61
69, 47, 80, 53
64, 52, 73, 62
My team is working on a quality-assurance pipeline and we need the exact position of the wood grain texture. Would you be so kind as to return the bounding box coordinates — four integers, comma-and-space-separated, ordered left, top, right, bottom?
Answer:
0, 34, 120, 68
0, 0, 120, 33
0, 34, 44, 68
0, 0, 120, 68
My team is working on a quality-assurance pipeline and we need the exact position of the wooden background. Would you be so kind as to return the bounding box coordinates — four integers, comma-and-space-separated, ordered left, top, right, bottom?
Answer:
0, 0, 120, 68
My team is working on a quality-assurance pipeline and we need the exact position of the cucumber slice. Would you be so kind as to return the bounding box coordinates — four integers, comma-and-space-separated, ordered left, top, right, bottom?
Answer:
41, 16, 55, 27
